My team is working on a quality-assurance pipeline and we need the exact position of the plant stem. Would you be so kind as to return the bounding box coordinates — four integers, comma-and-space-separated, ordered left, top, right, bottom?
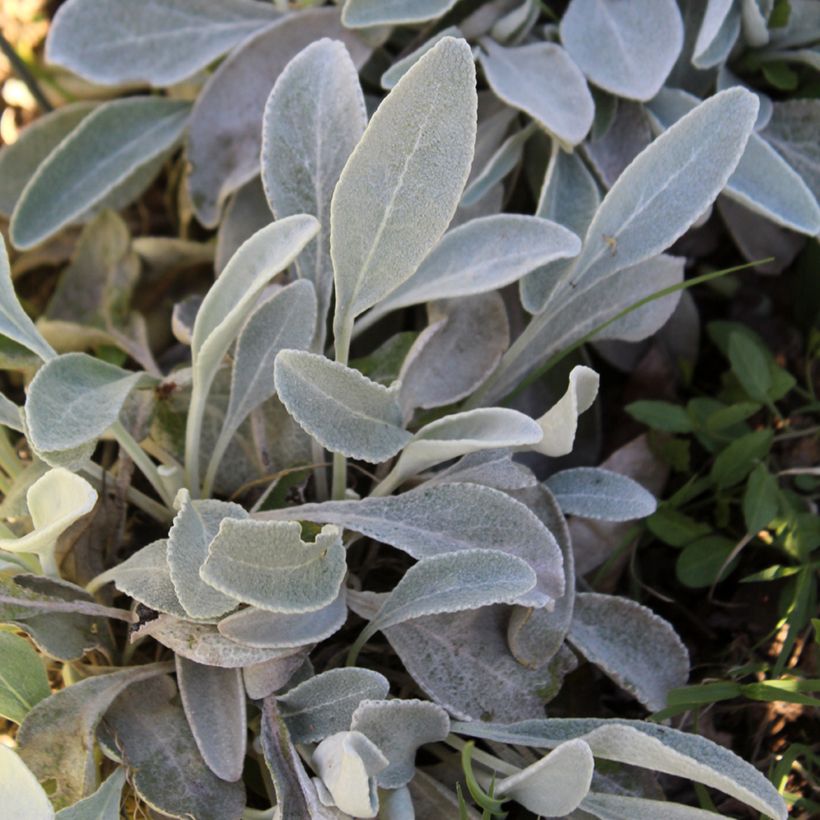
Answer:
331, 319, 353, 500
82, 463, 172, 524
0, 32, 52, 112
110, 421, 175, 508
184, 379, 206, 498
0, 429, 22, 479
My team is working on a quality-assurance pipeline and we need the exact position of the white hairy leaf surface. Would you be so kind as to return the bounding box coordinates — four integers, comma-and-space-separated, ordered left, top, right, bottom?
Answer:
55, 768, 125, 820
545, 468, 657, 521
560, 0, 683, 101
351, 699, 450, 789
274, 349, 410, 462
381, 27, 462, 89
330, 36, 477, 345
692, 0, 740, 69
533, 365, 599, 458
218, 590, 347, 649
11, 98, 190, 249
452, 718, 787, 820
186, 7, 370, 227
46, 0, 280, 86
497, 739, 594, 816
262, 39, 366, 338
762, 100, 820, 203
343, 0, 458, 27
0, 745, 55, 819
263, 482, 564, 608
176, 657, 246, 782
369, 215, 580, 316
167, 490, 246, 620
478, 40, 594, 145
201, 520, 346, 614
580, 792, 725, 819
568, 593, 689, 711
279, 667, 390, 744
358, 550, 537, 647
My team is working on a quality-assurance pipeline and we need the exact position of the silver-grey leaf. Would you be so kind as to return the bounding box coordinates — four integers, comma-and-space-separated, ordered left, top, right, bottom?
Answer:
692, 0, 741, 69
186, 7, 370, 227
262, 38, 366, 344
46, 0, 280, 86
176, 656, 246, 782
545, 468, 657, 521
11, 97, 190, 249
201, 520, 346, 614
274, 349, 410, 462
568, 593, 689, 711
762, 99, 820, 204
167, 490, 246, 620
278, 667, 390, 744
380, 27, 463, 89
330, 36, 477, 350
262, 482, 565, 608
560, 0, 684, 101
351, 699, 450, 788
478, 39, 594, 145
55, 767, 126, 820
342, 0, 458, 28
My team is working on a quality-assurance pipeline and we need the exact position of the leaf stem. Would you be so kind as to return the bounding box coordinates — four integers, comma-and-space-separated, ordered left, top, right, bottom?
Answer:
0, 32, 52, 112
110, 420, 176, 508
331, 319, 353, 500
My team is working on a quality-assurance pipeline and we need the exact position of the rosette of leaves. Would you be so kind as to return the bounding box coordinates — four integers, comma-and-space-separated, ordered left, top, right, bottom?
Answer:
0, 6, 790, 819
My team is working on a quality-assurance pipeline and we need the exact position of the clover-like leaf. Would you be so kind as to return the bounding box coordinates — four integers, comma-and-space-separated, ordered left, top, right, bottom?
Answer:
330, 35, 476, 351
478, 40, 594, 146
10, 97, 190, 249
201, 520, 346, 614
47, 0, 280, 87
262, 39, 366, 342
545, 468, 657, 521
279, 667, 390, 744
351, 699, 450, 789
497, 739, 594, 816
274, 349, 411, 462
560, 0, 683, 101
176, 657, 246, 782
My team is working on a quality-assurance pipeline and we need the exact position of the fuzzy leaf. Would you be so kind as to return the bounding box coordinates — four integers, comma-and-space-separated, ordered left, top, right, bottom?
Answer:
262, 39, 366, 339
0, 632, 51, 725
580, 792, 725, 819
568, 593, 689, 711
384, 408, 543, 489
330, 36, 476, 343
10, 98, 190, 249
201, 520, 346, 613
167, 490, 246, 619
0, 236, 55, 362
0, 469, 97, 565
497, 739, 594, 815
546, 468, 657, 521
569, 88, 757, 294
46, 0, 280, 86
521, 147, 601, 314
343, 0, 457, 27
186, 7, 370, 227
25, 353, 150, 460
368, 215, 581, 317
357, 550, 537, 648
103, 676, 245, 820
93, 539, 187, 618
274, 349, 410, 462
453, 718, 787, 820
0, 746, 55, 819
0, 102, 95, 218
351, 699, 450, 788
534, 366, 599, 457
648, 88, 820, 235
218, 590, 347, 648
763, 99, 820, 203
380, 604, 578, 722
398, 294, 509, 413
312, 731, 387, 818
381, 27, 462, 89
263, 482, 565, 608
478, 40, 593, 145
279, 668, 390, 744
140, 615, 298, 668
693, 0, 740, 69
176, 657, 246, 782
560, 0, 683, 101
460, 124, 531, 208
17, 663, 171, 808
55, 768, 125, 820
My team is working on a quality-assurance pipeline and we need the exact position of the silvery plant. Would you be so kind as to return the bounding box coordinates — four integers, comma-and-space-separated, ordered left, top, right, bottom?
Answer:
0, 0, 810, 817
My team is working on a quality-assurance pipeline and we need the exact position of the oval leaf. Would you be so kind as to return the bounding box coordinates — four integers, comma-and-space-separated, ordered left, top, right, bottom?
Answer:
545, 467, 657, 521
